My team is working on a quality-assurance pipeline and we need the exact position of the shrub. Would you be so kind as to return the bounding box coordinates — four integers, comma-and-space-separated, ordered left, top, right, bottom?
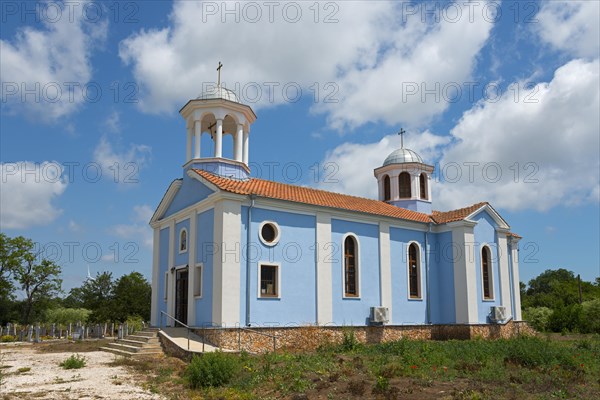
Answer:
59, 354, 87, 369
184, 352, 240, 388
45, 307, 91, 325
125, 315, 144, 333
1, 335, 17, 342
548, 304, 584, 333
581, 299, 600, 333
523, 307, 553, 331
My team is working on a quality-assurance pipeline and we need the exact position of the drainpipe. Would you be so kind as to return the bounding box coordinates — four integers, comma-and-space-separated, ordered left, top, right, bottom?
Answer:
245, 194, 256, 326
425, 222, 432, 324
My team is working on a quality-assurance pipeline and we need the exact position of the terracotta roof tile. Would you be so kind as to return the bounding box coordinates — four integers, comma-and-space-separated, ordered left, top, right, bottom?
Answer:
507, 232, 522, 239
192, 170, 519, 239
193, 169, 433, 223
430, 202, 489, 224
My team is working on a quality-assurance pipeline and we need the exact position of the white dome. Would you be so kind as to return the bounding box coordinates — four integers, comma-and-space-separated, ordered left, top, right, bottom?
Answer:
197, 86, 240, 103
383, 148, 423, 165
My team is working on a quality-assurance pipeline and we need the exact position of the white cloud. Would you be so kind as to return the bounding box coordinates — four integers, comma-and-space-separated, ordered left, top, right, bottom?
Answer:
68, 219, 82, 232
318, 59, 600, 212
0, 161, 68, 229
0, 0, 108, 121
110, 205, 154, 249
93, 134, 151, 184
536, 1, 600, 58
104, 111, 121, 133
436, 58, 599, 212
119, 1, 494, 129
317, 130, 450, 198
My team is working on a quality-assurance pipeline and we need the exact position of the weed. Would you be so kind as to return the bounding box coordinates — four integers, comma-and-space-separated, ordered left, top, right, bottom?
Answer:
59, 354, 86, 369
17, 367, 31, 373
185, 351, 240, 388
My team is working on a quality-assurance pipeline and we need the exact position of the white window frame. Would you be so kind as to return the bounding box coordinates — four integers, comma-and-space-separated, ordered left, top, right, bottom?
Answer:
342, 233, 361, 299
194, 263, 203, 298
481, 244, 495, 301
406, 241, 423, 300
179, 228, 188, 254
258, 221, 281, 246
257, 262, 281, 299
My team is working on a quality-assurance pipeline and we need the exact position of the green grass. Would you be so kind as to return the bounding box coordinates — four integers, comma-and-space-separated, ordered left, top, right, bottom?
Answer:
59, 354, 86, 369
117, 335, 600, 399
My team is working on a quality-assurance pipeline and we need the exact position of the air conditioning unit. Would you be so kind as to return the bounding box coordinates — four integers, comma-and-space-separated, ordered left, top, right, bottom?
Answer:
370, 307, 389, 324
490, 306, 507, 322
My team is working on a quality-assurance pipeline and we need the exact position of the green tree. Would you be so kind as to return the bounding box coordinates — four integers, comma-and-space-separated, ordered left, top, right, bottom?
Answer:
15, 257, 62, 324
79, 272, 115, 323
113, 272, 151, 321
523, 269, 600, 309
0, 234, 31, 321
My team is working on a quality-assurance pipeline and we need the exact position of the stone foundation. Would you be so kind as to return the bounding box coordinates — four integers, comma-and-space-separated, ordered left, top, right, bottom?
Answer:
193, 320, 535, 354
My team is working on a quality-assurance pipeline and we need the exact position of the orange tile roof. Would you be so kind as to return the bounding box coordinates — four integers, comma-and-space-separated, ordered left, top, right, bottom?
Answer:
430, 202, 488, 224
193, 169, 432, 223
192, 170, 520, 238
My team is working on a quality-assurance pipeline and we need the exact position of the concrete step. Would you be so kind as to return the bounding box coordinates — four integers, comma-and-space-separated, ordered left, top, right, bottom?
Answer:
101, 346, 135, 357
133, 331, 156, 338
107, 342, 141, 353
143, 327, 160, 332
126, 334, 156, 342
119, 339, 147, 348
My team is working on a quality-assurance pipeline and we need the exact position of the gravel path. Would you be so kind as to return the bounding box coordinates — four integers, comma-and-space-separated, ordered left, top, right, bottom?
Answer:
0, 344, 164, 399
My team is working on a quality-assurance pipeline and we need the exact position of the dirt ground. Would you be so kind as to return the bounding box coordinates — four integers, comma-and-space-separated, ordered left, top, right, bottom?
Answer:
0, 343, 164, 400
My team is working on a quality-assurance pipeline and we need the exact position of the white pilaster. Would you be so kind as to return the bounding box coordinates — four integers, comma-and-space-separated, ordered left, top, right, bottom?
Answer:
242, 130, 249, 165
150, 228, 160, 326
194, 120, 201, 159
510, 240, 522, 320
167, 220, 176, 321
316, 213, 333, 325
234, 124, 243, 162
212, 199, 241, 326
379, 222, 392, 322
412, 173, 419, 200
452, 224, 478, 324
390, 173, 399, 201
186, 125, 192, 162
497, 234, 512, 318
215, 119, 223, 158
187, 211, 197, 325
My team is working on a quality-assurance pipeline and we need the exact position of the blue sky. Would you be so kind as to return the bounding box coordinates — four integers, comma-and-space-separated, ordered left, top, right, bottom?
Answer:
1, 0, 598, 294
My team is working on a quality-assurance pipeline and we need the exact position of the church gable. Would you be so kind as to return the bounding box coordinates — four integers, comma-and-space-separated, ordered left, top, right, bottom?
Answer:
153, 174, 216, 222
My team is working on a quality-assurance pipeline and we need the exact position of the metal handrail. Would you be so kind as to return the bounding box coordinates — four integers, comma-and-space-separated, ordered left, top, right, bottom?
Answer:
160, 311, 191, 351
238, 326, 279, 352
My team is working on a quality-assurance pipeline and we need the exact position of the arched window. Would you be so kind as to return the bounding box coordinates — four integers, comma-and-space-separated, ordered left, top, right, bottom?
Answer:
419, 173, 428, 200
408, 243, 421, 298
383, 175, 391, 201
399, 172, 411, 198
481, 246, 493, 300
343, 236, 359, 297
179, 229, 188, 253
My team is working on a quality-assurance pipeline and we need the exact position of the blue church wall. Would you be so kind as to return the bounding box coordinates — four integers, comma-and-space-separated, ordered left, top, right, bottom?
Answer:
331, 219, 380, 326
472, 211, 502, 323
429, 231, 456, 324
389, 227, 428, 324
157, 227, 170, 323
163, 175, 214, 218
240, 206, 317, 326
195, 208, 214, 326
174, 218, 190, 267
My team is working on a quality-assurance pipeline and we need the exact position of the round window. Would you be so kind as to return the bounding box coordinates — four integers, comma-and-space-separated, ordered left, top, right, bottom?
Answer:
259, 222, 279, 245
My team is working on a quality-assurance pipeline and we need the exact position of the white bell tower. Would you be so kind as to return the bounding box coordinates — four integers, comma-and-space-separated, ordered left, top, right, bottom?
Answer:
373, 130, 434, 214
179, 62, 256, 180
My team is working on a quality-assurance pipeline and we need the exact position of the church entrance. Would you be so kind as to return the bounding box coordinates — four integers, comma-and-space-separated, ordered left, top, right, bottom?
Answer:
175, 268, 188, 326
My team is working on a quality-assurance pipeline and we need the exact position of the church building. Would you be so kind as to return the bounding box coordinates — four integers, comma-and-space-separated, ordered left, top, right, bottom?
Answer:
149, 79, 523, 330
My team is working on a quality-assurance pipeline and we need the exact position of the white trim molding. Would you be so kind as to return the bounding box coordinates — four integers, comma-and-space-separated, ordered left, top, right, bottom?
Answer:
497, 234, 512, 318
257, 261, 281, 299
452, 225, 478, 324
341, 233, 361, 299
406, 241, 424, 301
258, 220, 281, 246
480, 244, 495, 302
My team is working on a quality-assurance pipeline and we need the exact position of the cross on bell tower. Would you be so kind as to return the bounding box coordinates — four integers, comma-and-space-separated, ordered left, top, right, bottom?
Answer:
398, 128, 406, 149
217, 61, 223, 87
